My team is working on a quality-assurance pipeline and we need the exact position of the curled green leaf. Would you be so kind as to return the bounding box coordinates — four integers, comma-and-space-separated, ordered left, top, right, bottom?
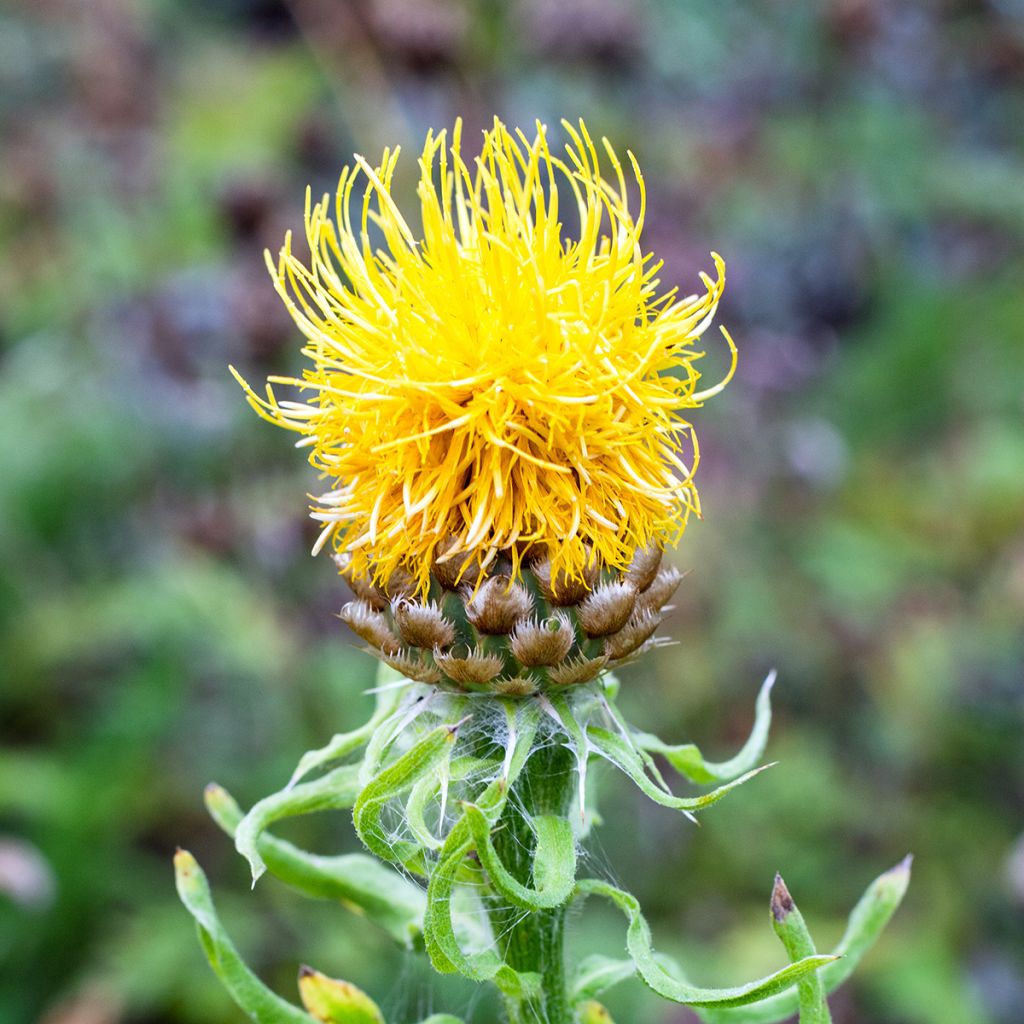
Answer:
463, 805, 577, 910
236, 764, 362, 884
575, 878, 836, 1008
173, 849, 314, 1024
587, 726, 770, 817
205, 784, 425, 949
633, 671, 776, 785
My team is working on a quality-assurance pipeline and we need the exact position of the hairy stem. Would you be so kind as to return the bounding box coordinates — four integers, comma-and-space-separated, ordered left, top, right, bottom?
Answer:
489, 740, 576, 1024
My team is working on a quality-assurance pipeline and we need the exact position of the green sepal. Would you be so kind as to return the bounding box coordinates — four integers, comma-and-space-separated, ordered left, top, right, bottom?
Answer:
463, 805, 576, 910
575, 879, 837, 1008
769, 875, 830, 1023
696, 856, 912, 1023
205, 784, 425, 949
173, 849, 314, 1023
353, 722, 459, 868
586, 726, 770, 816
633, 671, 776, 785
235, 764, 362, 884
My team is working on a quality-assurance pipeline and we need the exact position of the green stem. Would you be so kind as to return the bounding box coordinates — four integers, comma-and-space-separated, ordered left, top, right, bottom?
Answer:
489, 740, 576, 1024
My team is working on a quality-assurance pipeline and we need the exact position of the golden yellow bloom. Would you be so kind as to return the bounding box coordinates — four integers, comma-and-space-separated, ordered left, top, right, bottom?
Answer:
235, 117, 735, 597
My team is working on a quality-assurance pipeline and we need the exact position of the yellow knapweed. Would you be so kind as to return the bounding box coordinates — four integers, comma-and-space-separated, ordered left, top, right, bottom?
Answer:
235, 118, 735, 596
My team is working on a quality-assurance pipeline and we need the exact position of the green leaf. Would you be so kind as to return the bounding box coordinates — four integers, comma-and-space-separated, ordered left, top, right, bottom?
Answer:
463, 805, 576, 910
416, 1017, 464, 1024
353, 722, 460, 867
634, 672, 776, 785
205, 784, 425, 949
173, 849, 314, 1024
696, 857, 913, 1023
586, 726, 770, 816
235, 764, 362, 883
769, 875, 831, 1023
575, 879, 836, 1008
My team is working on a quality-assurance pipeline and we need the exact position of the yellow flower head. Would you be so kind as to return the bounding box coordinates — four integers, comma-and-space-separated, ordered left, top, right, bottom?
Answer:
235, 118, 735, 597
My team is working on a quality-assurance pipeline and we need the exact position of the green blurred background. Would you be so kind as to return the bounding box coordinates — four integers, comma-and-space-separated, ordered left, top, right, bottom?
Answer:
1, 1, 1022, 1021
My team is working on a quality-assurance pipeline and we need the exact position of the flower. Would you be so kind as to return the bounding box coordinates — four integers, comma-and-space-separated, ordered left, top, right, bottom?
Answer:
234, 117, 735, 597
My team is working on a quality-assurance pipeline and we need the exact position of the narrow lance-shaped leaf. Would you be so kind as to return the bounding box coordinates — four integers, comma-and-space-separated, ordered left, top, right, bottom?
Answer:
633, 671, 776, 785
769, 875, 831, 1024
587, 726, 771, 817
205, 784, 425, 949
236, 763, 362, 884
298, 965, 385, 1024
173, 849, 314, 1024
575, 879, 837, 1008
696, 856, 913, 1024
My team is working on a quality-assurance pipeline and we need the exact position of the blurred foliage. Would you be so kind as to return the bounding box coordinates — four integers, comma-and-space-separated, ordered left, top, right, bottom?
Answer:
1, 0, 1022, 1022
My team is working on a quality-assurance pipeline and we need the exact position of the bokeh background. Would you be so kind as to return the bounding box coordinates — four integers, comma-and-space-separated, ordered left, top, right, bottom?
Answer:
2, 1, 1023, 1022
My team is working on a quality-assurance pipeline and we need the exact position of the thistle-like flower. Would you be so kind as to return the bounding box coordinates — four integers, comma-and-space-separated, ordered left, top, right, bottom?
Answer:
235, 117, 735, 692
178, 120, 909, 1024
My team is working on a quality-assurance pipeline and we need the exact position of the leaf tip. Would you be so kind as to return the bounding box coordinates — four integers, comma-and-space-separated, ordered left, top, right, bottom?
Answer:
173, 847, 197, 875
770, 872, 794, 922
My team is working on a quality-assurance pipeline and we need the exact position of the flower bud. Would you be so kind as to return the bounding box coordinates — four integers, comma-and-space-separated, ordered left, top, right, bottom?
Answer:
510, 613, 574, 666
339, 600, 401, 654
578, 581, 637, 637
464, 575, 533, 634
435, 646, 505, 685
392, 599, 456, 649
